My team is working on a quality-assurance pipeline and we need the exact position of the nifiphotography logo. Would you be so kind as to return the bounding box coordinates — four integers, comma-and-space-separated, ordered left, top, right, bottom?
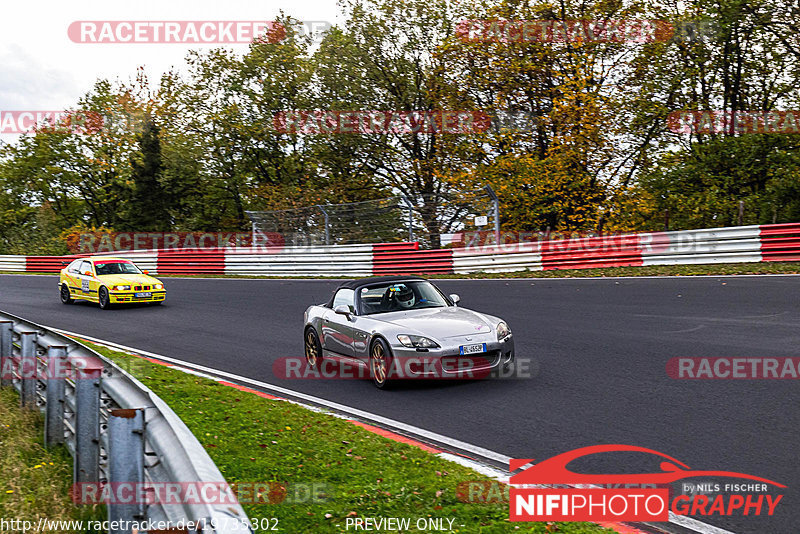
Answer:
509, 445, 785, 522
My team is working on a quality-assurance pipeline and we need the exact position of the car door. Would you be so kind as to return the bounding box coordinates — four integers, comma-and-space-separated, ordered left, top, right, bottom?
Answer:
77, 260, 97, 300
63, 259, 82, 293
322, 288, 356, 358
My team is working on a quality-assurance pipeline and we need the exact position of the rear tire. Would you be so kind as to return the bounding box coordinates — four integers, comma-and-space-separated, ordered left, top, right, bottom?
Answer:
304, 327, 323, 369
60, 284, 74, 305
369, 338, 394, 390
98, 286, 111, 310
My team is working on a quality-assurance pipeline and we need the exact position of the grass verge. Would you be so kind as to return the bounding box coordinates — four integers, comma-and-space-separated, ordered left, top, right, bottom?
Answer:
83, 342, 613, 534
425, 261, 800, 279
6, 261, 800, 280
0, 388, 104, 532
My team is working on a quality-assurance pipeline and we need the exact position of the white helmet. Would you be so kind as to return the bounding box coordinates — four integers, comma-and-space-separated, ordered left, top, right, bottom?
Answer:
394, 285, 415, 309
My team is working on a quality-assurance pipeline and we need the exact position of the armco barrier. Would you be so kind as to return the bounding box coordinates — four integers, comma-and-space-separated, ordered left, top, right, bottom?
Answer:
759, 223, 800, 262
157, 249, 225, 275
452, 243, 542, 273
2, 223, 799, 277
0, 255, 27, 272
641, 226, 763, 265
541, 234, 643, 270
0, 310, 254, 534
226, 243, 374, 276
372, 242, 454, 275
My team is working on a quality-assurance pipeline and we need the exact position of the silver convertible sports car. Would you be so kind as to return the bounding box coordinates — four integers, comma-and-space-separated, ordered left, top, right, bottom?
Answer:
303, 276, 514, 389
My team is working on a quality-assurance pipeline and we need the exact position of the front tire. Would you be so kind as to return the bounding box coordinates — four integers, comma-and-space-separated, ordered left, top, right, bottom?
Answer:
60, 284, 74, 305
369, 338, 394, 390
98, 286, 111, 310
304, 327, 323, 369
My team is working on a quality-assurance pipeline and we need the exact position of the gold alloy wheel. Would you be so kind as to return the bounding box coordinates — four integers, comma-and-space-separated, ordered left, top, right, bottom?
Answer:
371, 342, 387, 384
305, 330, 318, 367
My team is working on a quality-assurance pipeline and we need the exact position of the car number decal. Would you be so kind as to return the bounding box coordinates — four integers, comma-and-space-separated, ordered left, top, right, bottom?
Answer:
81, 279, 90, 292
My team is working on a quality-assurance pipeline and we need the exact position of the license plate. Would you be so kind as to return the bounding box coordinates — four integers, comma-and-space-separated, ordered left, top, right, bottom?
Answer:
135, 292, 152, 298
460, 343, 486, 355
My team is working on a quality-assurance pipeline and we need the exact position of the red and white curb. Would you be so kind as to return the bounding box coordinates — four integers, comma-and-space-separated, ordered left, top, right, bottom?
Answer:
53, 327, 733, 534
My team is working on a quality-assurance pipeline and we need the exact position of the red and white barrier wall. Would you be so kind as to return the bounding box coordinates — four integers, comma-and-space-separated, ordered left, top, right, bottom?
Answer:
3, 223, 800, 277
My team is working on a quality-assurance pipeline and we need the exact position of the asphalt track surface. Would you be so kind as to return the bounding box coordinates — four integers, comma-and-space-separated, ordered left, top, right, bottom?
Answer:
2, 274, 798, 534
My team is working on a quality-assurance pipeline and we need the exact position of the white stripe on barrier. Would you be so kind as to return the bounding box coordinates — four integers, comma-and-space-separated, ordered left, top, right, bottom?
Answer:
641, 227, 762, 266
452, 243, 542, 274
0, 255, 26, 272
225, 245, 374, 276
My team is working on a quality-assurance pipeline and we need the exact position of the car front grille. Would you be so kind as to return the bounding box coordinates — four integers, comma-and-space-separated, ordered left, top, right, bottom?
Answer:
441, 351, 501, 373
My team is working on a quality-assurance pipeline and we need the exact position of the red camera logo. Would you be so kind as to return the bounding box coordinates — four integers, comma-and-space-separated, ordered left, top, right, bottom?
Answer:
509, 445, 784, 522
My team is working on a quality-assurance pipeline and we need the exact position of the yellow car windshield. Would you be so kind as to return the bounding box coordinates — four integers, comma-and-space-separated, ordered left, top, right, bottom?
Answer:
94, 261, 141, 276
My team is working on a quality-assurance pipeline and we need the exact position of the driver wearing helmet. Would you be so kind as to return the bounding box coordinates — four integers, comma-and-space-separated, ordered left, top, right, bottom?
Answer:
391, 284, 416, 310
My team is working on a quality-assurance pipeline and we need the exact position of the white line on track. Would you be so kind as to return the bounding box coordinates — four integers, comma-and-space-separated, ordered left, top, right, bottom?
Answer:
49, 326, 736, 534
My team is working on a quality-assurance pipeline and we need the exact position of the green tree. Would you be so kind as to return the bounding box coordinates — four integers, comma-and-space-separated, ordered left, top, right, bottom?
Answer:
124, 117, 170, 231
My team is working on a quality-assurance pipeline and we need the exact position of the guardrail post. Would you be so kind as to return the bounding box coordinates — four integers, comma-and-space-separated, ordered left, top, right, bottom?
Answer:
19, 331, 37, 408
74, 363, 102, 484
108, 409, 145, 532
45, 345, 67, 446
0, 321, 11, 388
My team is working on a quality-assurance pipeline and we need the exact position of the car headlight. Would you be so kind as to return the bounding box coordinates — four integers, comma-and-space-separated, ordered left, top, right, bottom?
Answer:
496, 321, 511, 340
397, 334, 440, 348
153, 284, 163, 290
113, 285, 131, 291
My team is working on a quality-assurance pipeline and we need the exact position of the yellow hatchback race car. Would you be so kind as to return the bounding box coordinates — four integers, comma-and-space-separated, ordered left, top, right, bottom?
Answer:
59, 256, 166, 309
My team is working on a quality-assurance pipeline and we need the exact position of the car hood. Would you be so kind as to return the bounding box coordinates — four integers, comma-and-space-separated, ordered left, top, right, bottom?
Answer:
370, 306, 494, 339
96, 274, 161, 286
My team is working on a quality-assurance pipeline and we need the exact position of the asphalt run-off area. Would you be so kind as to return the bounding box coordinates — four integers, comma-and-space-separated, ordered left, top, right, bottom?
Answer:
2, 274, 797, 534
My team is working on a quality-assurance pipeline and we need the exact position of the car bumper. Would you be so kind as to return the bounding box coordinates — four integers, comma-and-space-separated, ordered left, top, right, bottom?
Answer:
388, 335, 514, 378
109, 290, 166, 304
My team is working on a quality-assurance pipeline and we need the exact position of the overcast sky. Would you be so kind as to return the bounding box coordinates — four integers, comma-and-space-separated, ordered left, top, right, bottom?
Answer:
1, 0, 341, 138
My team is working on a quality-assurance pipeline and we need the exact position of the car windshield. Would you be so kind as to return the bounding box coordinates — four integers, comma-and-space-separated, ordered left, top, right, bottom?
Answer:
94, 261, 141, 276
358, 281, 450, 315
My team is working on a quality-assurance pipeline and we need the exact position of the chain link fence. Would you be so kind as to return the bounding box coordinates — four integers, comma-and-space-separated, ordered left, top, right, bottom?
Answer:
246, 187, 500, 248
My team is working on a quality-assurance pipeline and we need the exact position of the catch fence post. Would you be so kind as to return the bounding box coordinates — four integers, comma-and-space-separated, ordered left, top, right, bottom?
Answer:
484, 185, 501, 246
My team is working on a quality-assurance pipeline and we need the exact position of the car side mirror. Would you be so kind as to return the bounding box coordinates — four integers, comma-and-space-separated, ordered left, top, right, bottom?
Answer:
143, 270, 149, 275
84, 271, 93, 277
334, 305, 353, 318
450, 294, 460, 305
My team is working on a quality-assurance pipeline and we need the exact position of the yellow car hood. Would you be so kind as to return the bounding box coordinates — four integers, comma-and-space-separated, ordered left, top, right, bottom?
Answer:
97, 274, 162, 286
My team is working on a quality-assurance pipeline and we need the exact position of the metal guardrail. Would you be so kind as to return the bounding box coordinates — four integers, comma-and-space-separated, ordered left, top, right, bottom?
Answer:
0, 310, 254, 534
4, 222, 800, 276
